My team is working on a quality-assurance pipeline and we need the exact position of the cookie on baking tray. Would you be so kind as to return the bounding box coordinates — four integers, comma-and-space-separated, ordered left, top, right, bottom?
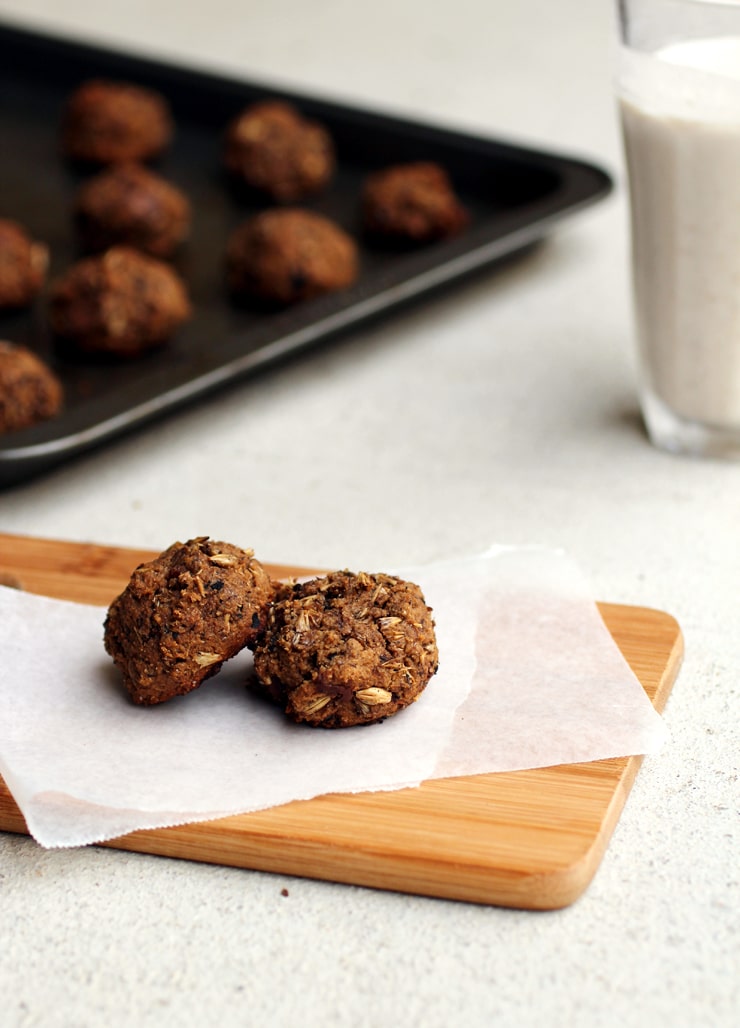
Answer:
61, 79, 174, 165
252, 570, 439, 728
223, 99, 335, 202
0, 218, 48, 309
104, 537, 277, 706
225, 208, 358, 305
49, 246, 191, 357
0, 340, 63, 435
73, 163, 191, 259
361, 161, 468, 243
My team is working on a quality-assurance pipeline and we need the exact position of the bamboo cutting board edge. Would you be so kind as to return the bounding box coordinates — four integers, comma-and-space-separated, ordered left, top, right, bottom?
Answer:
0, 532, 683, 909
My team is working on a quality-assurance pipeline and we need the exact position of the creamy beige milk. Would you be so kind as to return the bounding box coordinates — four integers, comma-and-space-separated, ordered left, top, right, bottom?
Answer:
619, 37, 740, 426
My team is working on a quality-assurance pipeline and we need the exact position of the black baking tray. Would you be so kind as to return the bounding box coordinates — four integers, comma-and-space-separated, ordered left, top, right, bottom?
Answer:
0, 20, 612, 488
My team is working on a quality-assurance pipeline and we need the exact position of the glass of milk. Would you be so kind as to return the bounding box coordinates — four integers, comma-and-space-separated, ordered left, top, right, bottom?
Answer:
617, 0, 740, 458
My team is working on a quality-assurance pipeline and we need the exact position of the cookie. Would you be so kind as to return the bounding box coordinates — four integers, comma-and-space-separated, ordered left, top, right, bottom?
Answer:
0, 340, 63, 434
223, 100, 335, 202
226, 208, 358, 305
49, 246, 191, 357
0, 219, 48, 309
104, 537, 277, 706
61, 79, 173, 165
252, 570, 439, 728
361, 161, 468, 242
74, 163, 191, 259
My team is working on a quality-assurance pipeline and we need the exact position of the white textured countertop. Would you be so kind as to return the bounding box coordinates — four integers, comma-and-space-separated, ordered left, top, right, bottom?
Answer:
0, 2, 737, 1026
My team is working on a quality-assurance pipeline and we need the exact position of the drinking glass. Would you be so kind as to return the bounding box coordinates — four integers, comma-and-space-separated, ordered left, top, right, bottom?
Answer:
617, 0, 740, 457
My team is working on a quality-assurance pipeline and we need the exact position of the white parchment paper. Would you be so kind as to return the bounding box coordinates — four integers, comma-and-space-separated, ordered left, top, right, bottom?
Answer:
0, 547, 669, 848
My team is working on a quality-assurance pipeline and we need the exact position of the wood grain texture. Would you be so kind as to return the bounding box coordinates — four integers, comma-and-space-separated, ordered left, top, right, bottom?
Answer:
0, 532, 683, 909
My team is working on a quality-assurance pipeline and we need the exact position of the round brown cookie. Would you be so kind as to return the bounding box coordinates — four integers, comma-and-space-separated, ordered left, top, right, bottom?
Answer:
223, 100, 335, 202
104, 537, 277, 706
252, 570, 439, 728
0, 219, 49, 309
74, 163, 191, 259
61, 79, 173, 165
361, 161, 468, 242
226, 208, 358, 305
49, 246, 191, 357
0, 340, 63, 434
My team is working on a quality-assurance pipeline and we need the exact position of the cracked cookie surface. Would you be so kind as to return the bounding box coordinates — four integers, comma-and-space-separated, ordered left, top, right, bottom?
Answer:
104, 537, 276, 705
252, 570, 439, 728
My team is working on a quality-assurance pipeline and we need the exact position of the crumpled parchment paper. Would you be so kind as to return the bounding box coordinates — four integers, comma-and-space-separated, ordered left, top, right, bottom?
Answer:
0, 546, 669, 848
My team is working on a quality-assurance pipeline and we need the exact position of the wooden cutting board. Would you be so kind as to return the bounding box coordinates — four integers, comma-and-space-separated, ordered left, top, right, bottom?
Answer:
0, 532, 682, 909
